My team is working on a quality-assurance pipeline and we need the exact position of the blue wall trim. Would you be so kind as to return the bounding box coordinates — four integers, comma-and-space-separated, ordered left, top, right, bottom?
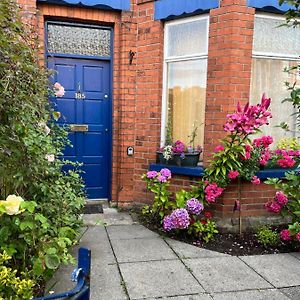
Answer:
247, 0, 296, 12
150, 163, 299, 179
37, 0, 130, 11
150, 163, 205, 177
154, 0, 219, 20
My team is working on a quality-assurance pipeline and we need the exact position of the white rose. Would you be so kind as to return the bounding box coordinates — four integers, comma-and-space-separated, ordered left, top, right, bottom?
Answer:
4, 195, 24, 215
45, 154, 55, 162
38, 122, 51, 135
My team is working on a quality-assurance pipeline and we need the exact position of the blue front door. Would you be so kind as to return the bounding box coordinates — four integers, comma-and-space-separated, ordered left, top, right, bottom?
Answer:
48, 57, 111, 199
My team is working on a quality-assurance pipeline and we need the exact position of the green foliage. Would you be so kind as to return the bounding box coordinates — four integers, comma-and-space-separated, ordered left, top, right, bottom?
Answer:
279, 0, 300, 26
188, 219, 218, 243
0, 0, 85, 296
0, 251, 35, 300
263, 1, 300, 244
205, 134, 261, 185
288, 221, 300, 235
141, 173, 172, 220
256, 226, 280, 247
266, 172, 300, 222
142, 171, 218, 243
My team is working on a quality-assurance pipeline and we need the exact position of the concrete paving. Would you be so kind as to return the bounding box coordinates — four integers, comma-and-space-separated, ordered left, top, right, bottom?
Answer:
45, 210, 300, 300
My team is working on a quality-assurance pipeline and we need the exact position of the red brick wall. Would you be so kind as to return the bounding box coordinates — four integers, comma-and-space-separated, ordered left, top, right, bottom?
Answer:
17, 0, 279, 221
17, 0, 37, 26
132, 0, 164, 205
204, 0, 255, 163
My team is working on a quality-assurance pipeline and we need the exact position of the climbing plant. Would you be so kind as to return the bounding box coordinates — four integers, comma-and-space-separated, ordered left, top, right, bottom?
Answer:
0, 0, 85, 296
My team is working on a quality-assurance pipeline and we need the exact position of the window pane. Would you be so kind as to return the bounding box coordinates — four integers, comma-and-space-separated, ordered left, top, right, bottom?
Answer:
253, 17, 300, 56
250, 58, 298, 143
166, 18, 208, 58
47, 24, 111, 57
166, 59, 207, 147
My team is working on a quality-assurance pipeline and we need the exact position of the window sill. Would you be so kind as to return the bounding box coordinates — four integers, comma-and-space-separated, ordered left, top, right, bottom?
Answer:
256, 168, 300, 179
149, 163, 204, 177
149, 163, 299, 179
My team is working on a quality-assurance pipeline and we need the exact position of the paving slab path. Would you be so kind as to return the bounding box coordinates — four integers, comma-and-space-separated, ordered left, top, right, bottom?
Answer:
45, 210, 300, 300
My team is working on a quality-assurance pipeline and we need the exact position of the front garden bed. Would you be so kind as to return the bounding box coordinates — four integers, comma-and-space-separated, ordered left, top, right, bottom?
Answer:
137, 212, 300, 255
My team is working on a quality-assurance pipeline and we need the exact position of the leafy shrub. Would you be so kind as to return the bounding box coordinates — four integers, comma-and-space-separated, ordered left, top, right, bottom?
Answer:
0, 0, 85, 296
263, 2, 300, 246
0, 251, 35, 300
256, 226, 280, 247
142, 169, 218, 243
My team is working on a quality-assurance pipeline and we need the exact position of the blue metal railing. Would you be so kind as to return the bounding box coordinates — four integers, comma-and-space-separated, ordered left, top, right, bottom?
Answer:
33, 248, 91, 300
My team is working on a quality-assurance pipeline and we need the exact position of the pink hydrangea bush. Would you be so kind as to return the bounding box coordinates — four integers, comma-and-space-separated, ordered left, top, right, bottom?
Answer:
278, 223, 300, 243
143, 168, 219, 242
265, 173, 300, 245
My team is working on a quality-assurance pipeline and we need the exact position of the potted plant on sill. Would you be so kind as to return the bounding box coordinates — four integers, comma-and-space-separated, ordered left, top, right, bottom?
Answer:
156, 124, 203, 167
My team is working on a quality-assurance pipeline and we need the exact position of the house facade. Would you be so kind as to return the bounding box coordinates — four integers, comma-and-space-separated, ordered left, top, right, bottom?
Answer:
18, 0, 299, 227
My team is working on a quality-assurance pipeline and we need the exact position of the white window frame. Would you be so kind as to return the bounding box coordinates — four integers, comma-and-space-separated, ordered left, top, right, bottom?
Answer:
251, 13, 300, 138
161, 15, 209, 146
253, 13, 300, 61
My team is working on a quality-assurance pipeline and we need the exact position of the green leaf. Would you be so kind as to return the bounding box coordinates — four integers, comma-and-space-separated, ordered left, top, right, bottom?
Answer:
45, 247, 58, 255
35, 213, 48, 224
20, 221, 34, 230
159, 211, 165, 218
33, 258, 45, 276
20, 201, 37, 213
0, 226, 10, 242
45, 254, 60, 269
221, 166, 227, 176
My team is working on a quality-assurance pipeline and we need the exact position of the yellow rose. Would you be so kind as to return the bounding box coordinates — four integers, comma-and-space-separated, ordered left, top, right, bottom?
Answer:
4, 195, 24, 215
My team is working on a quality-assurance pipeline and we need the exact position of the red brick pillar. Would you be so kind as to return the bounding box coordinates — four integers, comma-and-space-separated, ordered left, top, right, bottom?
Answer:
132, 0, 164, 205
203, 0, 255, 165
112, 6, 138, 206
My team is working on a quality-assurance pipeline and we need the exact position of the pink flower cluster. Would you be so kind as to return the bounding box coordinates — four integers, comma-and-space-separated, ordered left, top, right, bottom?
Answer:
275, 149, 300, 157
273, 149, 300, 168
146, 168, 171, 182
228, 170, 239, 180
54, 82, 65, 97
186, 198, 204, 215
204, 183, 224, 203
280, 229, 292, 241
242, 144, 252, 160
280, 228, 300, 242
215, 145, 225, 153
251, 176, 260, 185
265, 191, 288, 213
252, 136, 273, 166
173, 140, 185, 154
277, 152, 296, 168
253, 136, 274, 148
163, 208, 190, 231
224, 94, 272, 134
